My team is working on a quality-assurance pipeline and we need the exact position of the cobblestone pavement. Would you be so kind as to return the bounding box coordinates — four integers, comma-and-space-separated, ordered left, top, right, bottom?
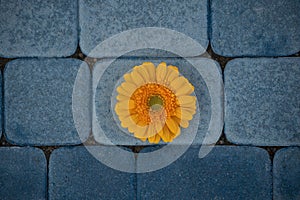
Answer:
0, 0, 299, 199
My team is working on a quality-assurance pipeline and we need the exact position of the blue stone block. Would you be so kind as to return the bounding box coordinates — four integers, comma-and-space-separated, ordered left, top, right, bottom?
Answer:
211, 0, 300, 57
137, 146, 272, 199
93, 56, 223, 146
4, 58, 91, 146
274, 147, 300, 200
0, 147, 47, 200
0, 0, 78, 58
79, 0, 208, 58
225, 58, 300, 146
49, 146, 135, 200
0, 73, 2, 138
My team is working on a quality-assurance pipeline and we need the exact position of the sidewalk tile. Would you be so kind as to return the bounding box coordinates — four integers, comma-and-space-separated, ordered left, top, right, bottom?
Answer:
0, 0, 78, 58
273, 147, 300, 200
49, 146, 135, 200
93, 57, 223, 146
4, 58, 91, 146
79, 0, 208, 57
0, 147, 47, 200
137, 146, 272, 200
211, 0, 300, 57
225, 58, 300, 146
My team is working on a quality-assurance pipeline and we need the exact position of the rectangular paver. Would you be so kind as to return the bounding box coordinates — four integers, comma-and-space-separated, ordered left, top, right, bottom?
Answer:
49, 146, 135, 200
93, 58, 223, 146
137, 146, 272, 200
225, 58, 300, 146
79, 0, 208, 57
0, 0, 78, 57
4, 58, 91, 146
211, 0, 300, 57
0, 147, 47, 200
273, 147, 300, 200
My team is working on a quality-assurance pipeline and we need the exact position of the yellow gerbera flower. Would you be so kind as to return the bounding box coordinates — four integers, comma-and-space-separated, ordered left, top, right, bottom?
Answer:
115, 62, 196, 144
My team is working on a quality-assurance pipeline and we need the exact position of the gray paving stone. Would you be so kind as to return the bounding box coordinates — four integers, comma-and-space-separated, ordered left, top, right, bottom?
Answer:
211, 0, 300, 57
273, 147, 300, 200
225, 58, 300, 146
93, 56, 223, 146
79, 0, 208, 57
0, 147, 47, 200
49, 146, 135, 200
137, 146, 272, 200
0, 0, 78, 58
4, 58, 91, 146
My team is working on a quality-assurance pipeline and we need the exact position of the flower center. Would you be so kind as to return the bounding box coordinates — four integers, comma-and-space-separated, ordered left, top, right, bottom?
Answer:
130, 83, 179, 125
148, 95, 164, 111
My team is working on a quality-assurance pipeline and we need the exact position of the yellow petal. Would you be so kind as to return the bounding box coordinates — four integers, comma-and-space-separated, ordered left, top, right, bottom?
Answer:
148, 134, 156, 143
165, 66, 179, 84
117, 100, 135, 110
117, 86, 131, 97
178, 96, 196, 105
123, 74, 135, 85
136, 65, 150, 82
154, 134, 161, 143
168, 65, 179, 72
173, 116, 189, 128
131, 70, 144, 86
115, 107, 130, 117
116, 94, 128, 102
145, 124, 156, 138
159, 126, 171, 142
134, 125, 148, 138
156, 62, 167, 84
120, 117, 135, 129
166, 118, 179, 135
175, 83, 194, 96
143, 62, 156, 82
121, 82, 136, 94
170, 77, 188, 92
175, 107, 193, 120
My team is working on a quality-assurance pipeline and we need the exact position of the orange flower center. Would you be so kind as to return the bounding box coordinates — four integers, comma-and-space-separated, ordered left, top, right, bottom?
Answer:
130, 83, 179, 125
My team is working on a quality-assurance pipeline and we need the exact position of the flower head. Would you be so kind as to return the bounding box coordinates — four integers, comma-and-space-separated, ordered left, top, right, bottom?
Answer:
115, 62, 196, 143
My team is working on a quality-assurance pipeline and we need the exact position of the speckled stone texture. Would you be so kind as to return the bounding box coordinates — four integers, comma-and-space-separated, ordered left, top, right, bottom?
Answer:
0, 147, 47, 200
0, 73, 2, 138
211, 0, 300, 57
0, 0, 78, 58
4, 58, 91, 146
137, 146, 271, 200
79, 0, 208, 57
225, 58, 300, 146
273, 147, 300, 200
49, 146, 135, 200
93, 56, 223, 146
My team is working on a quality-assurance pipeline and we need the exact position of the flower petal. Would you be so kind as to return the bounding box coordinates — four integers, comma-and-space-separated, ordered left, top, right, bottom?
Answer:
175, 83, 194, 96
136, 65, 150, 82
117, 86, 131, 97
170, 76, 188, 92
143, 62, 156, 82
131, 69, 145, 86
165, 66, 179, 84
166, 118, 179, 134
123, 74, 136, 85
156, 62, 167, 84
178, 96, 196, 105
116, 94, 128, 102
175, 107, 193, 120
121, 82, 136, 94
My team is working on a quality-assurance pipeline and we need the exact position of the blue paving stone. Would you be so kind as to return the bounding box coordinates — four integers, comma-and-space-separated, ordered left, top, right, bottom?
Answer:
274, 147, 300, 200
49, 146, 135, 200
137, 146, 272, 200
0, 73, 2, 138
93, 55, 223, 146
211, 0, 300, 57
225, 58, 300, 146
0, 0, 78, 58
4, 58, 91, 146
79, 0, 208, 57
0, 147, 47, 200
